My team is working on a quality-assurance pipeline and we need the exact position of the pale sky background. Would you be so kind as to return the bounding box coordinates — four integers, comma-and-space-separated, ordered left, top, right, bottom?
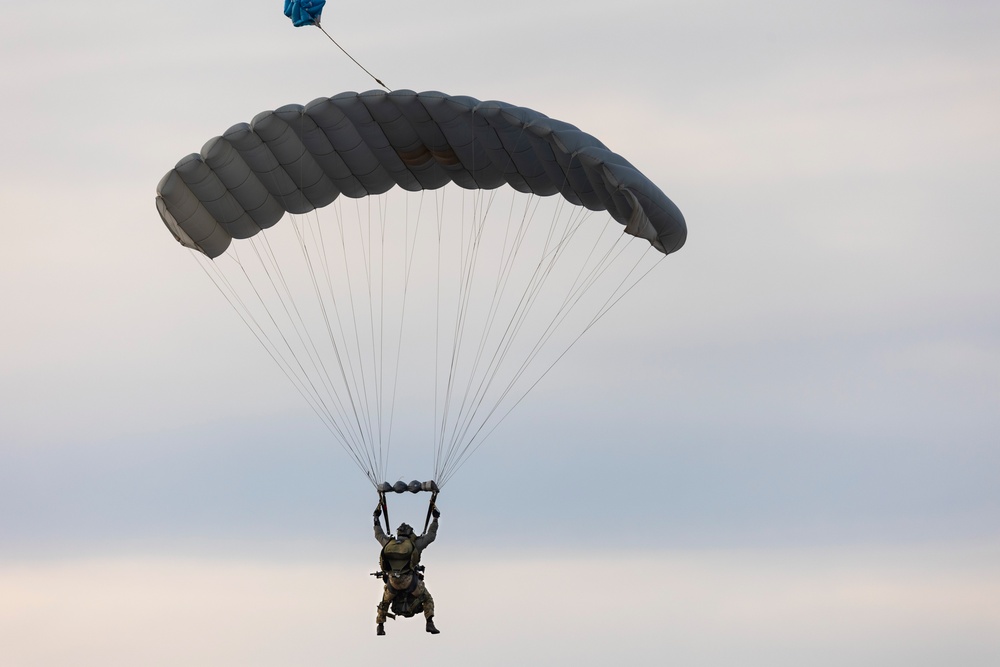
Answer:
1, 1, 999, 665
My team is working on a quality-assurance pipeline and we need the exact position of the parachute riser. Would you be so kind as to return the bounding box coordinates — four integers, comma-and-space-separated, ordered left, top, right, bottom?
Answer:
378, 490, 391, 536
422, 490, 439, 535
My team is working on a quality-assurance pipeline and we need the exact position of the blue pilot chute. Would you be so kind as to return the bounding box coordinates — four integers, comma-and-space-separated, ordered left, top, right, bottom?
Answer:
283, 0, 325, 27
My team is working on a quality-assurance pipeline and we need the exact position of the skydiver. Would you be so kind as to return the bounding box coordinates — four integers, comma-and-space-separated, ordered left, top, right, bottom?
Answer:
373, 504, 441, 635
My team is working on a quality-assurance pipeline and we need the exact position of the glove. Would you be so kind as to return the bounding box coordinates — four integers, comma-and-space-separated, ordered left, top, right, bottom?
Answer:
431, 506, 441, 519
374, 506, 382, 519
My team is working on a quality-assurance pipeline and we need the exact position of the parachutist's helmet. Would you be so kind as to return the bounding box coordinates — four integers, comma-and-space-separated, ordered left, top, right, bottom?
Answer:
396, 523, 413, 538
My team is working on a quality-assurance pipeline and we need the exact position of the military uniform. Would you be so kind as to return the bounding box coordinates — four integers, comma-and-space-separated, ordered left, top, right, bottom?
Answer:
374, 517, 438, 627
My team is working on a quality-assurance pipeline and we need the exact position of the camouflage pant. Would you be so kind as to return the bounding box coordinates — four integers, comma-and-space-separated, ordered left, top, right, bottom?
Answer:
376, 572, 434, 623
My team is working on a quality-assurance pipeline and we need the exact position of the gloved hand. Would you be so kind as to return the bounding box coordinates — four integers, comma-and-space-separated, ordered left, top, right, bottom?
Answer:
374, 506, 382, 519
431, 506, 441, 519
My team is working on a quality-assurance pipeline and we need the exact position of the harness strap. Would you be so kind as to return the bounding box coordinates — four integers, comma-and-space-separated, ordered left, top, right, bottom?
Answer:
378, 491, 391, 536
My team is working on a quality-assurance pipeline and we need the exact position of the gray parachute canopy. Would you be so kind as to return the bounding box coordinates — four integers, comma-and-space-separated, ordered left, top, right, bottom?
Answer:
155, 90, 686, 258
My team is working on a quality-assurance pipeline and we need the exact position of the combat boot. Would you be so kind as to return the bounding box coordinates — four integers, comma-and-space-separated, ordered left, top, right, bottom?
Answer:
425, 616, 440, 634
376, 623, 385, 636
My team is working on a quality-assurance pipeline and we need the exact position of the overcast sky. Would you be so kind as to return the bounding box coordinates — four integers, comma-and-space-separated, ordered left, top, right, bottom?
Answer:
1, 1, 998, 664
